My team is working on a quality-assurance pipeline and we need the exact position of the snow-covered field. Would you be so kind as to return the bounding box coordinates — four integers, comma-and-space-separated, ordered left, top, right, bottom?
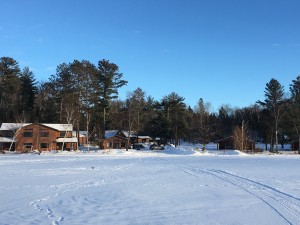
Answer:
1, 145, 300, 225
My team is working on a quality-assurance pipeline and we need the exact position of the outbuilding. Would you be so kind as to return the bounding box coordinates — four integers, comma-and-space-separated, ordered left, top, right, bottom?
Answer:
100, 130, 128, 149
216, 137, 235, 150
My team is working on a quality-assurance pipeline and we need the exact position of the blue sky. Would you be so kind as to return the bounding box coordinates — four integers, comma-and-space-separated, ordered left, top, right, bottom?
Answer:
1, 0, 300, 110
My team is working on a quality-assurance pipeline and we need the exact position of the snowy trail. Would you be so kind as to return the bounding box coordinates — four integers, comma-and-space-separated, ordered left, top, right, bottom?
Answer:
32, 157, 142, 225
159, 157, 300, 225
205, 169, 300, 225
0, 157, 143, 225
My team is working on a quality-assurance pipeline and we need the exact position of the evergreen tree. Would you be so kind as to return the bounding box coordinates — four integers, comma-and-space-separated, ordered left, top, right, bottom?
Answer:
216, 104, 234, 139
96, 59, 127, 138
50, 63, 77, 123
145, 110, 172, 142
19, 67, 38, 121
0, 57, 21, 122
34, 82, 59, 123
49, 60, 98, 134
104, 99, 127, 130
289, 76, 300, 153
161, 92, 187, 146
257, 78, 285, 152
124, 88, 149, 148
70, 60, 98, 142
192, 98, 213, 147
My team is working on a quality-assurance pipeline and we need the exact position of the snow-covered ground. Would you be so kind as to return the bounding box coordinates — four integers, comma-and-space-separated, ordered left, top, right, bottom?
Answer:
1, 145, 300, 225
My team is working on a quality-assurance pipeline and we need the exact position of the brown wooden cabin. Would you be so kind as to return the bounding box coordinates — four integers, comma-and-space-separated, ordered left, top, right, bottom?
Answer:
216, 137, 235, 150
77, 131, 88, 146
100, 130, 128, 149
216, 136, 254, 150
16, 123, 78, 152
136, 136, 151, 143
0, 123, 78, 152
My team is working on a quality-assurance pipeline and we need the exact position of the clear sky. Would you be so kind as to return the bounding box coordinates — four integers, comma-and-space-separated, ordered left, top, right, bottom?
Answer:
1, 0, 300, 110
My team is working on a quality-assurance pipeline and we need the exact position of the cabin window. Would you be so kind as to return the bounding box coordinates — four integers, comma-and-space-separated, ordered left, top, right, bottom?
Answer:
23, 143, 32, 150
60, 131, 66, 137
40, 132, 49, 137
24, 143, 32, 146
23, 132, 33, 137
40, 143, 49, 148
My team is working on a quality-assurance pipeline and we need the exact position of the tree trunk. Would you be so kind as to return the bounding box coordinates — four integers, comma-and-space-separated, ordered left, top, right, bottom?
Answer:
275, 129, 279, 153
298, 135, 300, 154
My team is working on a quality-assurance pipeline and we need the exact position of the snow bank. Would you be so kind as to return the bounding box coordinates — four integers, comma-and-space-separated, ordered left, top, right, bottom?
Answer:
39, 143, 274, 157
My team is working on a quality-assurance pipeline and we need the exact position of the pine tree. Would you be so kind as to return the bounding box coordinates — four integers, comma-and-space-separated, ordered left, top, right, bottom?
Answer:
0, 57, 21, 122
193, 98, 213, 147
161, 92, 187, 146
289, 76, 300, 153
19, 67, 38, 121
34, 82, 59, 123
96, 59, 127, 138
257, 78, 285, 152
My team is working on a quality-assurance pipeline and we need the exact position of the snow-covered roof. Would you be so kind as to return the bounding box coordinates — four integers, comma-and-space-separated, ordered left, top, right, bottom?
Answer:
79, 131, 88, 136
56, 137, 78, 143
138, 136, 151, 139
0, 137, 16, 142
104, 130, 151, 139
105, 130, 119, 139
122, 131, 136, 138
43, 124, 73, 131
0, 123, 73, 131
104, 130, 139, 139
0, 123, 30, 131
72, 131, 87, 137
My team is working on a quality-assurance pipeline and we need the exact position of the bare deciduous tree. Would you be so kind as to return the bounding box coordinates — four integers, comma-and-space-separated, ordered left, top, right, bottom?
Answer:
233, 121, 252, 151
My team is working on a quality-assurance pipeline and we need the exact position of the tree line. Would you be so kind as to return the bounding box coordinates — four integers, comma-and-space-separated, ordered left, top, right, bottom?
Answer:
0, 56, 300, 152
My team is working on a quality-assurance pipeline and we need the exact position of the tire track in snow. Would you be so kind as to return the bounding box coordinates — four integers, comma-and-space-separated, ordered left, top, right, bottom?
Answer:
29, 157, 142, 225
159, 158, 300, 225
203, 169, 300, 225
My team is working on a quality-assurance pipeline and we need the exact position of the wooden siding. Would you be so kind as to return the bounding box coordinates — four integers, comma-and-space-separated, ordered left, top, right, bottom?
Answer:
217, 137, 235, 150
14, 123, 77, 152
217, 136, 254, 150
100, 136, 128, 149
136, 137, 151, 143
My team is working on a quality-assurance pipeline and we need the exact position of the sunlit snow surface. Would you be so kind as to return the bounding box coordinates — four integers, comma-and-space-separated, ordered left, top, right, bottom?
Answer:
1, 145, 300, 225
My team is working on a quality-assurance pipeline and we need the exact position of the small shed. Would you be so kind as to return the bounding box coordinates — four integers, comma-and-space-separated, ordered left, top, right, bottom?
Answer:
78, 131, 88, 145
216, 137, 234, 150
100, 130, 128, 149
216, 136, 255, 151
136, 136, 151, 143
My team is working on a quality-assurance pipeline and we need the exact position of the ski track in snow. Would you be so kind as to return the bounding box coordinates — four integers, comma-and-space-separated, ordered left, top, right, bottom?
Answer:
29, 157, 142, 225
159, 158, 300, 225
